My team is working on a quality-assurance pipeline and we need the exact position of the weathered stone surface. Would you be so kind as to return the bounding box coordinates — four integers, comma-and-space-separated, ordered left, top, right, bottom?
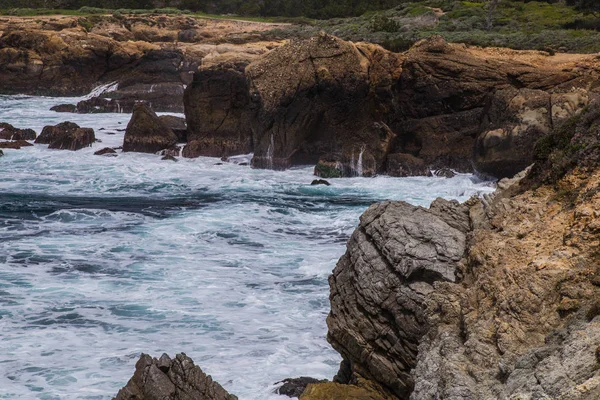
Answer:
327, 198, 470, 398
50, 104, 77, 113
247, 33, 402, 173
35, 122, 95, 150
113, 352, 237, 400
94, 147, 118, 156
183, 61, 255, 159
299, 382, 389, 400
123, 104, 178, 153
0, 123, 36, 141
158, 115, 187, 143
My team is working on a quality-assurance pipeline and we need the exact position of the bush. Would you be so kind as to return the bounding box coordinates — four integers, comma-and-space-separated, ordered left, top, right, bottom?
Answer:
371, 15, 400, 33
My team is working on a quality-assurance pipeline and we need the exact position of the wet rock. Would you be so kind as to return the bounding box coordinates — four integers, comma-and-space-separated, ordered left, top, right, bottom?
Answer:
311, 179, 331, 186
113, 352, 237, 400
123, 104, 178, 153
35, 122, 95, 150
158, 115, 187, 143
0, 123, 36, 141
94, 147, 117, 156
161, 155, 178, 162
0, 149, 3, 156
387, 153, 432, 177
277, 377, 327, 398
50, 104, 77, 113
434, 167, 456, 178
0, 140, 34, 149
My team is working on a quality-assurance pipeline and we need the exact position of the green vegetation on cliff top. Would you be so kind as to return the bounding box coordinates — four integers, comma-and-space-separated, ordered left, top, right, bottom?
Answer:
1, 1, 599, 53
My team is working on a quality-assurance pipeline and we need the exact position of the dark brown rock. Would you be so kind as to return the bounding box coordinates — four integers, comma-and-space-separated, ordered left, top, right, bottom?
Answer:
0, 140, 34, 149
311, 179, 331, 186
94, 147, 118, 156
0, 123, 36, 141
113, 353, 237, 400
123, 104, 178, 153
161, 155, 178, 162
434, 167, 456, 178
50, 104, 77, 113
183, 61, 255, 159
158, 115, 187, 143
387, 153, 432, 177
35, 122, 95, 151
277, 377, 327, 398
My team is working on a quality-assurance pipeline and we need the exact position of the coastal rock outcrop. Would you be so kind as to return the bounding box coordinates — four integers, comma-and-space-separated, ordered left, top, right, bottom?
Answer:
323, 103, 600, 399
0, 123, 36, 141
183, 61, 255, 158
114, 353, 237, 400
35, 122, 95, 150
0, 140, 34, 149
123, 104, 178, 153
158, 115, 187, 143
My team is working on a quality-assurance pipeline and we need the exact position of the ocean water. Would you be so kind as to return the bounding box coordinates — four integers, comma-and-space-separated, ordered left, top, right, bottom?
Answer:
0, 94, 496, 399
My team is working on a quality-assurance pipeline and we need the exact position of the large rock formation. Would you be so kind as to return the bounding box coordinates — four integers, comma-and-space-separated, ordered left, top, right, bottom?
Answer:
322, 103, 600, 399
123, 103, 178, 153
114, 353, 237, 400
35, 122, 95, 150
181, 34, 598, 178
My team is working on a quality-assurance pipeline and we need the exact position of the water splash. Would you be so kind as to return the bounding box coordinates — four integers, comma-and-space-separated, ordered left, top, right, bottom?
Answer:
356, 145, 365, 177
266, 134, 274, 169
82, 82, 119, 101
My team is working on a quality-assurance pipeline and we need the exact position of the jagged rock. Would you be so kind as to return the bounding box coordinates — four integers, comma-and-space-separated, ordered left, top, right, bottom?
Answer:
50, 104, 77, 113
387, 153, 431, 177
34, 122, 95, 150
311, 179, 331, 186
183, 61, 255, 159
113, 353, 237, 400
94, 147, 117, 156
0, 123, 36, 141
158, 115, 187, 143
277, 377, 327, 398
123, 104, 178, 153
327, 198, 470, 398
0, 140, 34, 149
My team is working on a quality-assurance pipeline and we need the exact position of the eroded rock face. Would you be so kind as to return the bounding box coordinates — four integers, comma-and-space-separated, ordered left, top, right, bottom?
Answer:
159, 115, 187, 143
114, 353, 237, 400
35, 122, 95, 150
247, 33, 402, 173
123, 104, 178, 153
0, 123, 36, 141
327, 198, 470, 398
183, 61, 255, 159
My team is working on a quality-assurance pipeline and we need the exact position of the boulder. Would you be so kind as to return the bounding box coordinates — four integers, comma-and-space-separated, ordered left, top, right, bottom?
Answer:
35, 122, 95, 150
311, 179, 331, 186
434, 167, 456, 178
158, 115, 187, 143
123, 104, 178, 153
0, 140, 34, 149
387, 153, 431, 177
0, 123, 36, 141
327, 199, 470, 398
113, 353, 237, 400
183, 61, 255, 159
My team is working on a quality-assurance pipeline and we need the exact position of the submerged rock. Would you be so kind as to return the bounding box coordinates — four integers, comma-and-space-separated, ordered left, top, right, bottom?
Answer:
123, 104, 178, 153
311, 179, 331, 186
161, 155, 178, 162
0, 140, 34, 149
434, 167, 456, 178
50, 104, 77, 113
35, 122, 95, 151
0, 123, 36, 141
114, 353, 237, 400
94, 147, 118, 156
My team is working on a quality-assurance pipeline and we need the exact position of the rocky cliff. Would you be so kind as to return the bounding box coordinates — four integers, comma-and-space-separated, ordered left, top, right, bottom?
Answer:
321, 102, 600, 399
183, 34, 600, 178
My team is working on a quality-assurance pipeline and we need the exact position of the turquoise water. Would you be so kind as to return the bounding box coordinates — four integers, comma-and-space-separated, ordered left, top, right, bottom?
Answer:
0, 94, 495, 399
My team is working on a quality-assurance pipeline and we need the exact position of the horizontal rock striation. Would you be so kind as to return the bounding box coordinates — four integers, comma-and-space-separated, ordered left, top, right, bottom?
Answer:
114, 353, 237, 400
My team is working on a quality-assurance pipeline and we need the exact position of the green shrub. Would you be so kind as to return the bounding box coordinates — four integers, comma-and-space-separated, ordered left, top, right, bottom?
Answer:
371, 15, 400, 33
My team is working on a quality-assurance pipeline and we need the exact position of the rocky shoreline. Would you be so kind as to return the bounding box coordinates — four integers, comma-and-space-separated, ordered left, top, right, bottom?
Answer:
2, 14, 600, 400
